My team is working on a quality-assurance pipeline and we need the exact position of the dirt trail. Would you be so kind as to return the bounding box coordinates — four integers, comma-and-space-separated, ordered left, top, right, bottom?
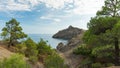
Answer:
107, 66, 120, 68
0, 46, 13, 59
58, 47, 82, 68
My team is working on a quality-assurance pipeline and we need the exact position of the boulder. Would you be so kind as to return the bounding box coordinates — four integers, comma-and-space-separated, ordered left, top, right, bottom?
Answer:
57, 42, 64, 51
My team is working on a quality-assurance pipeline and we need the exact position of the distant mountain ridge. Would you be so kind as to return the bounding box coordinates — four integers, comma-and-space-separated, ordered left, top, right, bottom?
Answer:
52, 25, 83, 40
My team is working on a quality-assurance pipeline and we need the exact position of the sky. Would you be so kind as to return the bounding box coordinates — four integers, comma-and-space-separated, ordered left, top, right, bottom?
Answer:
0, 0, 104, 34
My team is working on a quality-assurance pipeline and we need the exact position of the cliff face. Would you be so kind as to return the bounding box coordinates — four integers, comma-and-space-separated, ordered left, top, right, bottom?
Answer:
53, 26, 83, 40
57, 32, 84, 52
55, 26, 85, 52
57, 33, 85, 68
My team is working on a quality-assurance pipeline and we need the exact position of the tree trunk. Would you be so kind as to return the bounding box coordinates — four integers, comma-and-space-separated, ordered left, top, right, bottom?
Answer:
114, 37, 119, 65
8, 37, 12, 48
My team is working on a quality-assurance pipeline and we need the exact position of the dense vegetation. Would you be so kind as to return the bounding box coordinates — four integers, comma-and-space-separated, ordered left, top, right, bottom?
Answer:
44, 53, 68, 68
73, 0, 120, 68
0, 54, 30, 68
0, 19, 67, 68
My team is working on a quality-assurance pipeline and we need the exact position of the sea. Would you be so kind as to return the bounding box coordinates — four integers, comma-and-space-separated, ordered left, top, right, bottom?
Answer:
28, 34, 68, 48
0, 34, 67, 48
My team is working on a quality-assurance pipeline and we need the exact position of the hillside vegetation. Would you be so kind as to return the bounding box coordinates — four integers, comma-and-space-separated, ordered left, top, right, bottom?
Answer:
73, 0, 120, 68
0, 19, 68, 68
1, 0, 120, 68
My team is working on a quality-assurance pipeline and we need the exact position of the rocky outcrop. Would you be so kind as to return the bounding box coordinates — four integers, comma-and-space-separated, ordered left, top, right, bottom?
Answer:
53, 25, 83, 40
55, 26, 85, 68
57, 31, 85, 52
57, 33, 85, 68
55, 26, 85, 52
57, 42, 64, 51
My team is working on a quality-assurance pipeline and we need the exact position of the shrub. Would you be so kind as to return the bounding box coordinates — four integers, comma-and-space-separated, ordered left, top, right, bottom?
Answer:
29, 56, 38, 64
44, 53, 68, 68
16, 43, 27, 54
0, 54, 30, 68
37, 39, 53, 55
91, 45, 113, 58
91, 63, 102, 68
24, 38, 38, 63
105, 63, 114, 67
37, 39, 54, 62
73, 44, 91, 55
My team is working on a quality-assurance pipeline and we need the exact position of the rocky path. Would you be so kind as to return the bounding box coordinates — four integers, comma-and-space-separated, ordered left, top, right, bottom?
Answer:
107, 66, 120, 68
58, 47, 82, 68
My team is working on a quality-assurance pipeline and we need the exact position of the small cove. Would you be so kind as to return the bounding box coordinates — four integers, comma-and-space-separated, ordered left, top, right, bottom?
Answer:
28, 34, 68, 48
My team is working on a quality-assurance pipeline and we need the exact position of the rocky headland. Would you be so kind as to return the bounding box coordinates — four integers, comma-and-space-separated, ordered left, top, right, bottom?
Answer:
53, 25, 85, 52
52, 25, 83, 40
53, 26, 85, 68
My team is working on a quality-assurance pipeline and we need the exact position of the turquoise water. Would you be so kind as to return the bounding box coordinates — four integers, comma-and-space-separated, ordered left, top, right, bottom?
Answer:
28, 34, 67, 48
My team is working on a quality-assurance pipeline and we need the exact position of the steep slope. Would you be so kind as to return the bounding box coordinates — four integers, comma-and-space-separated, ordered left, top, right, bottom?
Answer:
57, 33, 85, 68
0, 46, 13, 59
54, 26, 85, 68
0, 44, 44, 68
55, 26, 120, 68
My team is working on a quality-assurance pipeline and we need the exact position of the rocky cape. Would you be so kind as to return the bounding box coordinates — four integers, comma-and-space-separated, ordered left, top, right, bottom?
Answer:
53, 26, 85, 68
55, 26, 120, 68
52, 25, 83, 40
57, 30, 85, 68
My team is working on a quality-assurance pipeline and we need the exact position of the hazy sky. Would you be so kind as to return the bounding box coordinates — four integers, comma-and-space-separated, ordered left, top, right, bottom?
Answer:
0, 0, 104, 34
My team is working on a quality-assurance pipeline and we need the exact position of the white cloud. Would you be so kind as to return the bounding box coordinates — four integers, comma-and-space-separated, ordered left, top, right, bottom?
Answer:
39, 0, 73, 9
0, 0, 104, 15
65, 0, 104, 15
53, 18, 61, 22
0, 0, 31, 11
0, 0, 73, 11
40, 16, 51, 19
40, 16, 61, 23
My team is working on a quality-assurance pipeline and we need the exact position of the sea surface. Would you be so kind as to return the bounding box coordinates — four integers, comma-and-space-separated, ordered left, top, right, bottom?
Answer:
28, 34, 67, 48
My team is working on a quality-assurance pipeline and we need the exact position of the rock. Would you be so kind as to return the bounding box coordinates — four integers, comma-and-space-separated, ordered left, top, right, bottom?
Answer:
58, 32, 85, 52
53, 25, 83, 40
57, 42, 64, 51
55, 26, 86, 68
57, 30, 85, 68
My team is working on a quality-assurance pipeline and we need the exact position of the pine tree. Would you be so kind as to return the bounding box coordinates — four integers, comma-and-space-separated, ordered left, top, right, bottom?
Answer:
1, 18, 27, 47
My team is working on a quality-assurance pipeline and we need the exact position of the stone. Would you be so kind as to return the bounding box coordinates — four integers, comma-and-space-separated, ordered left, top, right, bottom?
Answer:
57, 42, 64, 51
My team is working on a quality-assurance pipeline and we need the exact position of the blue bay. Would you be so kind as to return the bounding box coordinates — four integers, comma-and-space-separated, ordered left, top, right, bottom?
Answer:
28, 34, 67, 48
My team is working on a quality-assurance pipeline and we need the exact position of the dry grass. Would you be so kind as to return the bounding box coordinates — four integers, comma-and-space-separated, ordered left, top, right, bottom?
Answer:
0, 46, 13, 59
